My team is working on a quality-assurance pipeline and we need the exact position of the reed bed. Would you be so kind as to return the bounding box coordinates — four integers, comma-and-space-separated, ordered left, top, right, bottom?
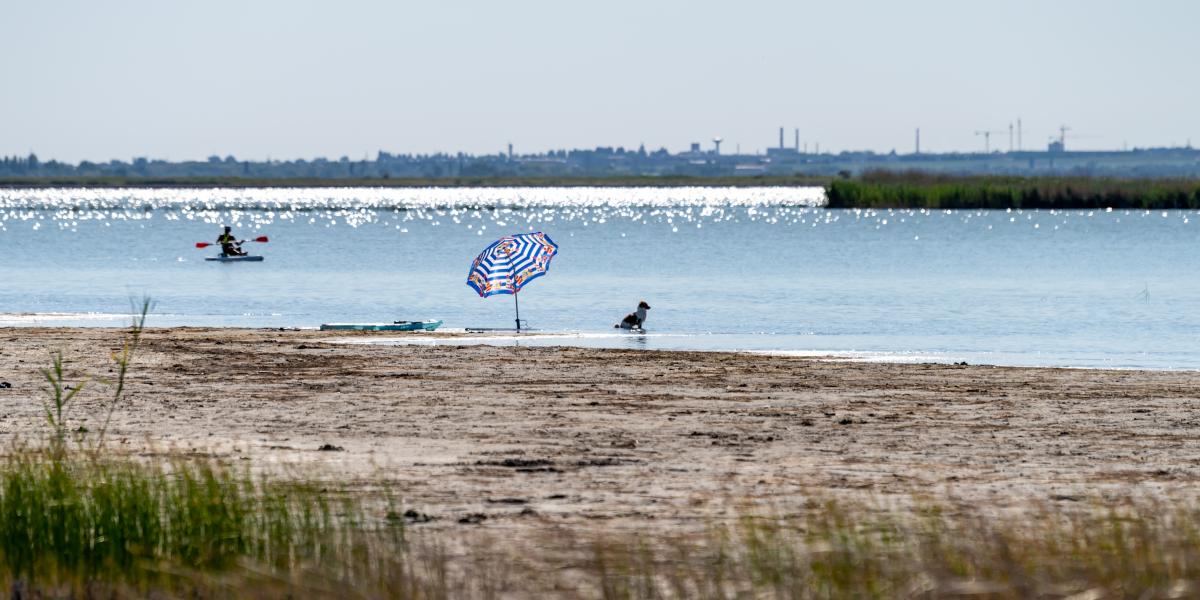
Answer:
0, 450, 409, 597
1, 452, 1198, 599
826, 171, 1200, 209
580, 497, 1200, 599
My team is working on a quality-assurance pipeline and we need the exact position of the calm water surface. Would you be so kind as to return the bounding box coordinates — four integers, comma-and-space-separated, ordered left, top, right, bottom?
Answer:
0, 187, 1195, 370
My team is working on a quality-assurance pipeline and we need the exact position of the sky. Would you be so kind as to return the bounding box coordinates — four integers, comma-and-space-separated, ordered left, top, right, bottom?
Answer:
1, 0, 1197, 162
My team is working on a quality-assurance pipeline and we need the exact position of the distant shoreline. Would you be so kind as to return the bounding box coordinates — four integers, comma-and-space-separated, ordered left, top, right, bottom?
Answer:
4, 173, 1199, 210
0, 175, 831, 189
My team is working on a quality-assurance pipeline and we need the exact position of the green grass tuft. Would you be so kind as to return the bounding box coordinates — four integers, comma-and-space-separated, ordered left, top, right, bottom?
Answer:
0, 452, 396, 594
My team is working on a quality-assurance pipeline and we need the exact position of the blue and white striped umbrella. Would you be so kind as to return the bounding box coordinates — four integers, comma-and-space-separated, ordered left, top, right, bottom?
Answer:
466, 232, 559, 298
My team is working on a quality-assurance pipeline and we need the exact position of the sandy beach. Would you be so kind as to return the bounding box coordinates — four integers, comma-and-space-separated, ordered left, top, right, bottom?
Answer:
1, 327, 1197, 528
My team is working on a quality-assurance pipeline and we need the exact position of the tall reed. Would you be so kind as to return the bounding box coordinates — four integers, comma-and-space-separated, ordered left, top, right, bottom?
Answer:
826, 171, 1200, 209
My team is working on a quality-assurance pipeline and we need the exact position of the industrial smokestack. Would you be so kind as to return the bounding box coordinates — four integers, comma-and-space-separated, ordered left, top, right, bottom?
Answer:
779, 127, 784, 149
794, 128, 799, 151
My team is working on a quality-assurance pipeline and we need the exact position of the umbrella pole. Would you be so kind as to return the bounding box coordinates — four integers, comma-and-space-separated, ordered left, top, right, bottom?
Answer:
513, 291, 521, 331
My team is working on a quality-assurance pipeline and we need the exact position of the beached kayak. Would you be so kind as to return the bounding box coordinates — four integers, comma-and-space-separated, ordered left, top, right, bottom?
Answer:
319, 320, 443, 332
205, 255, 264, 262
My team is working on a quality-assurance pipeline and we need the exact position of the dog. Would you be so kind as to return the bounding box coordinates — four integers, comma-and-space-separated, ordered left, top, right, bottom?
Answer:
615, 301, 651, 331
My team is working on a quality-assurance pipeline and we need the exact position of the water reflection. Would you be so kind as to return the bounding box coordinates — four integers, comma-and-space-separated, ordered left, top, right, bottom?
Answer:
1, 188, 1199, 370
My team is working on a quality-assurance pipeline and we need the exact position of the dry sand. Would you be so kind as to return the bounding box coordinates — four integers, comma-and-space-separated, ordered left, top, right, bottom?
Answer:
0, 327, 1197, 528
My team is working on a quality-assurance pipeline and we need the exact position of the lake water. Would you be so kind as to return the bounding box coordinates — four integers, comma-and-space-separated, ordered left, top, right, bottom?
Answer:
0, 187, 1196, 370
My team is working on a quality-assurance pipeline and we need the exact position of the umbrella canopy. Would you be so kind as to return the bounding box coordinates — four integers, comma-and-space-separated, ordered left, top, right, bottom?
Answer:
466, 232, 559, 298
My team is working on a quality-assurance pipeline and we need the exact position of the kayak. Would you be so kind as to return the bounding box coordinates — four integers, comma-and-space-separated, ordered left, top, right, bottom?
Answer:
319, 320, 443, 332
205, 255, 264, 262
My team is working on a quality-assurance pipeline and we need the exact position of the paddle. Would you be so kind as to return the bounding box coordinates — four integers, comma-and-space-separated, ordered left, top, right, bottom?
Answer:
195, 236, 269, 249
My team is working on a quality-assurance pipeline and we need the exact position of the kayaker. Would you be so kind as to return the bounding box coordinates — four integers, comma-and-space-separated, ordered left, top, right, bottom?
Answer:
216, 226, 246, 256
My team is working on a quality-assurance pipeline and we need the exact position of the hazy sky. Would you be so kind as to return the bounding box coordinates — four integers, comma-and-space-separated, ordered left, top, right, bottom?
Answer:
2, 0, 1197, 162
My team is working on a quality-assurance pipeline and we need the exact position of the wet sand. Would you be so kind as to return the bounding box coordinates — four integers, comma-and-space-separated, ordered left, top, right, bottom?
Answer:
0, 327, 1198, 527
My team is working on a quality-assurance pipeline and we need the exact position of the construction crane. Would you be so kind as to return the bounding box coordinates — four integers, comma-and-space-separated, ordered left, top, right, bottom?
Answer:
1058, 125, 1071, 150
1049, 125, 1101, 152
974, 130, 1006, 154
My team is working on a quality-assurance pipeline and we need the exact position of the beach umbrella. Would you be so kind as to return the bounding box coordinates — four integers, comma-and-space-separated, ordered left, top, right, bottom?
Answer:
466, 232, 558, 330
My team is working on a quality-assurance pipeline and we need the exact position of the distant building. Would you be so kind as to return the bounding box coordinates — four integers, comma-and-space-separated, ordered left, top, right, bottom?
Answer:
5, 125, 1200, 179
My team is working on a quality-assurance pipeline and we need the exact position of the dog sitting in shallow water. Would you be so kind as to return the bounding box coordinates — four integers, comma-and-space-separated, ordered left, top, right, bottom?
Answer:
615, 301, 651, 331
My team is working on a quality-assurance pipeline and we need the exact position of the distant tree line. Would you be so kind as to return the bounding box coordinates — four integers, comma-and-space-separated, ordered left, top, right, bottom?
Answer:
2, 145, 1200, 180
0, 147, 687, 180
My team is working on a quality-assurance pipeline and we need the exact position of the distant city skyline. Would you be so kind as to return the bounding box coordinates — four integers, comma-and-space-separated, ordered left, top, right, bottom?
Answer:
2, 0, 1196, 163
